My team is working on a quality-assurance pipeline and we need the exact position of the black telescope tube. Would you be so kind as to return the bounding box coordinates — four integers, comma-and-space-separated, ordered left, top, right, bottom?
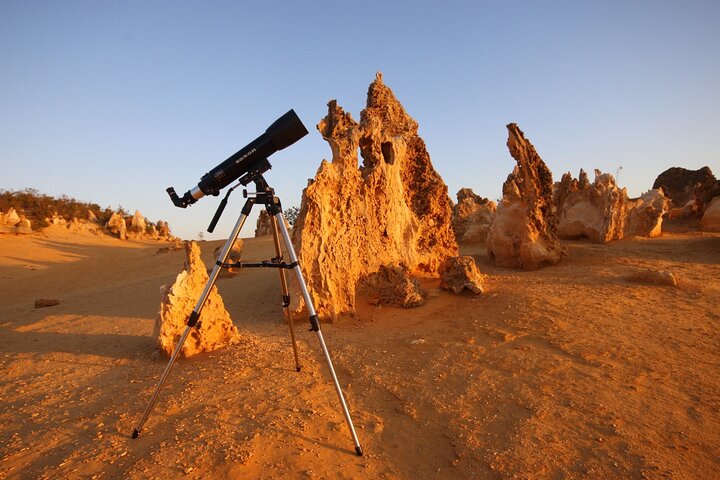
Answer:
167, 109, 308, 208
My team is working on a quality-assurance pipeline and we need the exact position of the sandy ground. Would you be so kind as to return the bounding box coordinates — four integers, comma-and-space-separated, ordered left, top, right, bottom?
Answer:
0, 225, 719, 479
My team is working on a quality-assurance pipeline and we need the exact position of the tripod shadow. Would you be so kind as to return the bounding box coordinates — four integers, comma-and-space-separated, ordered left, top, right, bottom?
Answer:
269, 425, 357, 456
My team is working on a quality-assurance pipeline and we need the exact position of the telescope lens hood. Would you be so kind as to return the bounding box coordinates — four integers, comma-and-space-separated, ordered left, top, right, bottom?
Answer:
267, 109, 309, 151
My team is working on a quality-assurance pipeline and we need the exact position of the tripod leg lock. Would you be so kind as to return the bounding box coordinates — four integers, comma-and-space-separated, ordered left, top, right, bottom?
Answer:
187, 310, 200, 328
282, 295, 291, 308
308, 314, 320, 332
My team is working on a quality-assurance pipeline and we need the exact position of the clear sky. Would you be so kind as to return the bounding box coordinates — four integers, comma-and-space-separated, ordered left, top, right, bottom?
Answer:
1, 1, 719, 240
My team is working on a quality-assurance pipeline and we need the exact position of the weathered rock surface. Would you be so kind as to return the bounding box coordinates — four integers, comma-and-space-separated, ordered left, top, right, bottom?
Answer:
291, 73, 460, 319
5, 208, 21, 226
700, 196, 720, 232
154, 241, 239, 358
358, 265, 425, 308
556, 169, 668, 242
213, 239, 244, 277
34, 298, 60, 308
130, 210, 147, 233
452, 188, 496, 244
15, 218, 32, 235
255, 211, 272, 237
556, 169, 626, 242
487, 124, 563, 269
624, 189, 668, 238
106, 213, 127, 240
439, 256, 486, 294
627, 269, 678, 287
653, 166, 719, 214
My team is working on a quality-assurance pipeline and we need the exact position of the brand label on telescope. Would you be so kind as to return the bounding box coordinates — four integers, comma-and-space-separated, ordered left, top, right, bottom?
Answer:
236, 148, 257, 164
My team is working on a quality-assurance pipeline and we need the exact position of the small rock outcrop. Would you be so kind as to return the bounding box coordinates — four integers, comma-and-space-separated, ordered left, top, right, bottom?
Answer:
213, 239, 244, 277
154, 241, 239, 358
358, 265, 425, 308
555, 169, 668, 242
439, 256, 486, 294
0, 208, 32, 235
625, 189, 668, 238
700, 196, 720, 232
130, 210, 147, 233
452, 188, 496, 244
106, 213, 128, 240
653, 166, 719, 215
255, 211, 272, 237
291, 73, 460, 319
487, 124, 563, 269
627, 269, 678, 287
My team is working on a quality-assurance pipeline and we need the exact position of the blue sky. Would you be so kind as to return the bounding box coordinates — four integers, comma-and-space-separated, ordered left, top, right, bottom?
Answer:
1, 1, 718, 240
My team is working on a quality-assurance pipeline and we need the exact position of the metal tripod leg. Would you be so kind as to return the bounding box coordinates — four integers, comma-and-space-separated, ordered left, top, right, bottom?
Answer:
270, 214, 302, 372
274, 212, 364, 457
131, 211, 249, 439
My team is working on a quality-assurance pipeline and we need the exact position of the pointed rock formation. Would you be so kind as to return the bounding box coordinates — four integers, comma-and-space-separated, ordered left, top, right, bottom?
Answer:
130, 210, 147, 233
255, 210, 272, 237
154, 241, 239, 357
452, 188, 496, 244
487, 124, 563, 269
15, 217, 32, 235
106, 213, 127, 240
291, 73, 460, 319
5, 208, 21, 226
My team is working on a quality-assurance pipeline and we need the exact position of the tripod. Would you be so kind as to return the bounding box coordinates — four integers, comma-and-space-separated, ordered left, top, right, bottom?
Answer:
131, 170, 364, 457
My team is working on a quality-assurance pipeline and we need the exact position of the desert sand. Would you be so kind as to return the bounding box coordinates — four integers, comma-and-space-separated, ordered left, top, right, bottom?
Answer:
1, 225, 719, 479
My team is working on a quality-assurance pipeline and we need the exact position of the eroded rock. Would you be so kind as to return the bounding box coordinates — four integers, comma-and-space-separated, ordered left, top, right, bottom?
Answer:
627, 269, 678, 287
106, 213, 127, 240
653, 166, 719, 215
700, 196, 720, 232
255, 211, 272, 237
154, 241, 239, 357
358, 265, 425, 308
556, 170, 668, 242
439, 256, 486, 294
487, 124, 563, 269
452, 188, 496, 244
291, 73, 460, 319
625, 189, 668, 238
131, 210, 147, 233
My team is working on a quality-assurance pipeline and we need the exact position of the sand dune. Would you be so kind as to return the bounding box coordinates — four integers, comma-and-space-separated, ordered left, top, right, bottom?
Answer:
1, 227, 719, 479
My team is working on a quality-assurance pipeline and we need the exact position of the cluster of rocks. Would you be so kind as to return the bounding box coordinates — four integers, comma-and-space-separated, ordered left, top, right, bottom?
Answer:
0, 205, 173, 240
104, 210, 172, 241
0, 208, 33, 234
290, 73, 485, 320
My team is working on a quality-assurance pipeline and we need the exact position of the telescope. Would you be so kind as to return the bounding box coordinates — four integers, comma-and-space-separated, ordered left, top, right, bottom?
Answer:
167, 109, 309, 208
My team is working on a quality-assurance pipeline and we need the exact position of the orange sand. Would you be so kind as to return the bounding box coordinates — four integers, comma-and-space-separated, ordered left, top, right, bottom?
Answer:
1, 226, 718, 479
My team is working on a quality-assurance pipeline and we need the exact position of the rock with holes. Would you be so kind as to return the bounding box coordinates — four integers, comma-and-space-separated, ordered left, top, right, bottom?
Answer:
291, 72, 459, 319
487, 124, 563, 269
653, 166, 719, 215
154, 241, 239, 358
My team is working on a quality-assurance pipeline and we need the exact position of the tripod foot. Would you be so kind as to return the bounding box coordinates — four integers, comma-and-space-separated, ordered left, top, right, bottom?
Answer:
355, 446, 364, 457
296, 366, 301, 372
131, 429, 140, 439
